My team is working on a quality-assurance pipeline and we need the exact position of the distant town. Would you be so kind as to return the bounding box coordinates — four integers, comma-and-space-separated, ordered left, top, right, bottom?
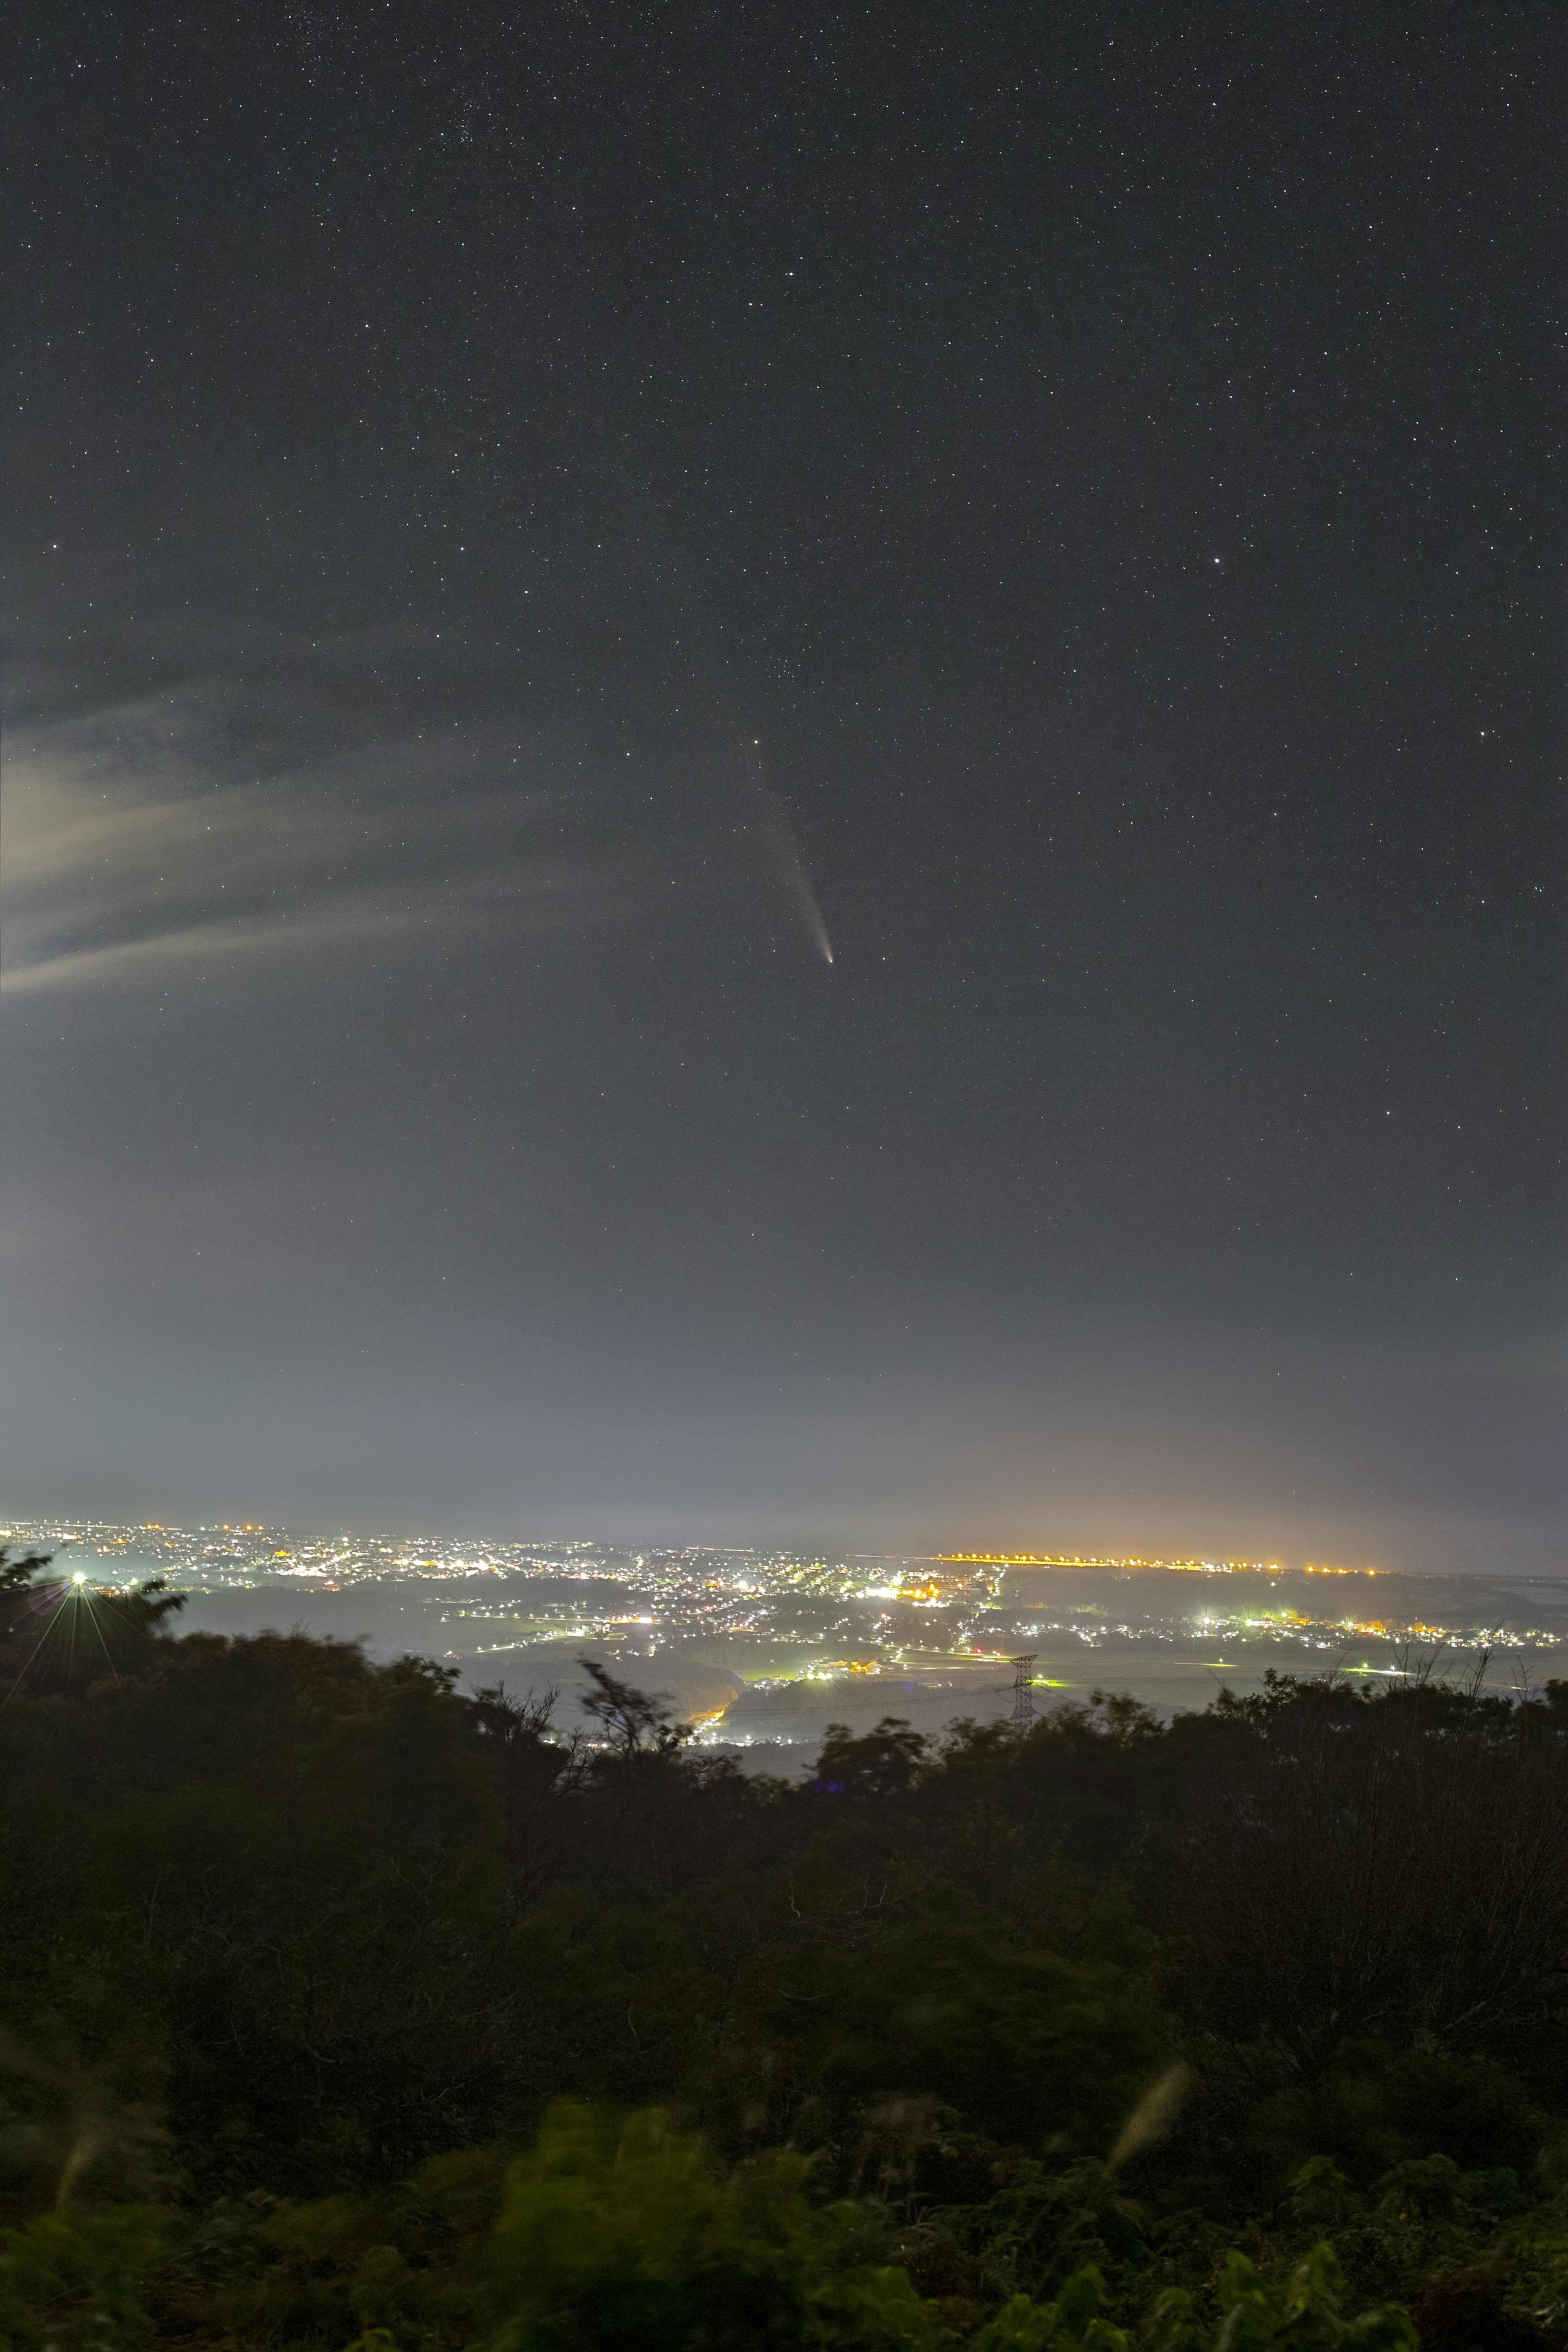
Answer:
3, 1520, 1563, 1760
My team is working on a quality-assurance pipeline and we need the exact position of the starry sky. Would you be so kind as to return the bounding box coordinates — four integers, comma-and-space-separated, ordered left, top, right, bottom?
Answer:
2, 3, 1560, 1566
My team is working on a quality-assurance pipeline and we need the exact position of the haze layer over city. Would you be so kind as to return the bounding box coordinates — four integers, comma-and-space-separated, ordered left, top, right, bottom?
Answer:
11, 1517, 1565, 1766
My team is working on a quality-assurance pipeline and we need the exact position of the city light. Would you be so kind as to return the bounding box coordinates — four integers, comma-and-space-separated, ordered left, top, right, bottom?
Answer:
0, 1525, 1556, 1742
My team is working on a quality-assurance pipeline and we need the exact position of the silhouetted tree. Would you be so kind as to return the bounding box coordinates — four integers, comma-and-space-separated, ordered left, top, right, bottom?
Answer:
577, 1658, 692, 1757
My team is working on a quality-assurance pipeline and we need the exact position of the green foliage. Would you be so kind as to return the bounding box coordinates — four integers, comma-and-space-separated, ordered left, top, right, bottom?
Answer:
0, 2205, 167, 2350
1142, 2245, 1417, 2348
1267, 2147, 1547, 2321
964, 2248, 1417, 2352
969, 2265, 1133, 2352
1247, 2040, 1545, 2191
481, 2104, 935, 2352
940, 2157, 1152, 2309
759, 1931, 1172, 2165
205, 2145, 508, 2348
0, 2019, 173, 2223
7, 1625, 1568, 2341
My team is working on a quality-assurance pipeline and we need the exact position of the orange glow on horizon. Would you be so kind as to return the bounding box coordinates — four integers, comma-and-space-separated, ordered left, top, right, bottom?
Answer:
939, 1553, 1379, 1576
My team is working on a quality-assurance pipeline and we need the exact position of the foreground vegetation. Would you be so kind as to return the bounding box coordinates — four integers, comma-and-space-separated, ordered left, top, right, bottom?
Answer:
2, 1551, 1566, 2347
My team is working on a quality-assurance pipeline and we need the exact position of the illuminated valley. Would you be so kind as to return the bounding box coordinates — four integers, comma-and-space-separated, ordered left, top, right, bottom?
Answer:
6, 1519, 1564, 1764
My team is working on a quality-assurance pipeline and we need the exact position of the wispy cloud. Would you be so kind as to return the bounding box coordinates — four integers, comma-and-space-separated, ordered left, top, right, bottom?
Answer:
0, 685, 619, 1002
2, 901, 441, 999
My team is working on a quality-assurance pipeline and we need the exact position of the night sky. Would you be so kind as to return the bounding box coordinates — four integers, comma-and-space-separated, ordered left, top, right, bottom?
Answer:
2, 4, 1560, 1566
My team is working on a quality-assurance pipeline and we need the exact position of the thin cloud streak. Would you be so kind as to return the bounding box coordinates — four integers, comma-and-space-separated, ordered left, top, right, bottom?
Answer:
1, 685, 631, 1002
2, 900, 438, 998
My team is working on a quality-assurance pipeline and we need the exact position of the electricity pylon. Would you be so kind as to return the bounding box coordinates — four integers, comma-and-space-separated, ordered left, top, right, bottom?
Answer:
1011, 1653, 1038, 1726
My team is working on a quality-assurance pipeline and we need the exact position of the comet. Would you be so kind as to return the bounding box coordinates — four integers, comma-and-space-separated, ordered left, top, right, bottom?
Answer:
747, 741, 833, 965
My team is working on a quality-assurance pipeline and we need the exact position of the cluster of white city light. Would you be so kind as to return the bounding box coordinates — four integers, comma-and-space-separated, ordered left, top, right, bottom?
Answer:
2, 1527, 1557, 1675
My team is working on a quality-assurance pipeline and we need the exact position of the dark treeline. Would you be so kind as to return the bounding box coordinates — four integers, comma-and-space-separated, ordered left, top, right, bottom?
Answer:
1, 1550, 1565, 2349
